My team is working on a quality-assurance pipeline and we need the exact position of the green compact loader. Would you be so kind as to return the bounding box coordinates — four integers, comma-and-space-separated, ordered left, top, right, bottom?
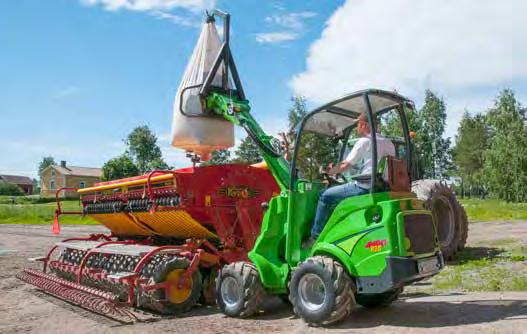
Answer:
212, 90, 444, 326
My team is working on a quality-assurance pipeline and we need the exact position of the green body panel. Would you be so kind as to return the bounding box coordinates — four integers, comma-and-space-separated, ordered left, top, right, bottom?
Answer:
248, 187, 439, 291
247, 182, 323, 292
247, 195, 290, 291
312, 192, 434, 277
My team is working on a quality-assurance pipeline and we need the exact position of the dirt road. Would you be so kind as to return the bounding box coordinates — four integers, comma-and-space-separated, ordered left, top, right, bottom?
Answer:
1, 222, 526, 334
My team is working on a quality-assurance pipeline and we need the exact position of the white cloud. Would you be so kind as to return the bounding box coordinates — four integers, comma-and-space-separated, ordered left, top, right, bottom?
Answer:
80, 0, 214, 26
291, 0, 526, 137
80, 0, 214, 12
150, 10, 200, 27
265, 11, 317, 30
256, 10, 317, 44
256, 32, 298, 44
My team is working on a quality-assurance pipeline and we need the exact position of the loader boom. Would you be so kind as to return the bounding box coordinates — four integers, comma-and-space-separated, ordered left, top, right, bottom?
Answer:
205, 92, 291, 191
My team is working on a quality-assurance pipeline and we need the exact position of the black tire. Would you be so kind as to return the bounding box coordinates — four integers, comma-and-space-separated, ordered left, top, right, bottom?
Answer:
200, 269, 217, 305
356, 287, 402, 308
278, 294, 291, 305
412, 180, 468, 261
289, 256, 355, 326
216, 262, 265, 318
458, 208, 468, 251
148, 257, 202, 314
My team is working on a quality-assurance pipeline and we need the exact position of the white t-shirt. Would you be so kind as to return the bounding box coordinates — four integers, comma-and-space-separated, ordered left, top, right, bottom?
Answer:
344, 134, 396, 188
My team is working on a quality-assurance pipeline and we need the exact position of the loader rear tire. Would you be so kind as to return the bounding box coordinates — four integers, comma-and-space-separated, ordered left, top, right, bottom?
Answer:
149, 257, 202, 314
412, 180, 468, 261
289, 256, 355, 326
216, 262, 264, 318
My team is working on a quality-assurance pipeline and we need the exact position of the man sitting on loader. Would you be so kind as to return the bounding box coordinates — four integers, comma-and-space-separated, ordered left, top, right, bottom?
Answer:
304, 112, 396, 247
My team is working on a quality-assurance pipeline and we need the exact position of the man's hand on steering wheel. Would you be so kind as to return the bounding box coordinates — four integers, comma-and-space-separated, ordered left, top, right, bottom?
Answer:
320, 164, 346, 187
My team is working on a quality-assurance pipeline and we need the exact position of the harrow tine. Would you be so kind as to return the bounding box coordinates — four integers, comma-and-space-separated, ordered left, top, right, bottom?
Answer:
17, 269, 137, 324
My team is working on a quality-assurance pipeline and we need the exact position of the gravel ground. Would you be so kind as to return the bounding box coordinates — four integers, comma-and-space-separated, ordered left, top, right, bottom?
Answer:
0, 222, 526, 334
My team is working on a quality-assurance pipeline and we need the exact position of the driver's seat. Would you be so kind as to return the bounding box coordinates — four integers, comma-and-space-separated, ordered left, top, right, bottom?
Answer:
385, 156, 410, 192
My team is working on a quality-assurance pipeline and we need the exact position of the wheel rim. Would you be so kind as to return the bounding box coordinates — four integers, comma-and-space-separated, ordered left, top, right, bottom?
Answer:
433, 196, 455, 248
298, 273, 326, 312
166, 269, 193, 304
221, 276, 241, 308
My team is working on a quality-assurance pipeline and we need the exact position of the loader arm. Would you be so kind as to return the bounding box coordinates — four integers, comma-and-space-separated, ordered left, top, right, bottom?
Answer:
205, 92, 290, 191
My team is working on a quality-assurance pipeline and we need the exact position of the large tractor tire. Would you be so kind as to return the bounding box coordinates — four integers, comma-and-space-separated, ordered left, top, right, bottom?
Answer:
412, 180, 468, 261
356, 287, 402, 308
216, 262, 265, 318
289, 256, 355, 326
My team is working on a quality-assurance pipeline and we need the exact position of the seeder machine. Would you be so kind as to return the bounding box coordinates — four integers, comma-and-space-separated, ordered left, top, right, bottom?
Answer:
18, 165, 279, 322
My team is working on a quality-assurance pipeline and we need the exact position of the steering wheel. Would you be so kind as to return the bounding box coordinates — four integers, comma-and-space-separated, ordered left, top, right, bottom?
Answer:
320, 170, 347, 187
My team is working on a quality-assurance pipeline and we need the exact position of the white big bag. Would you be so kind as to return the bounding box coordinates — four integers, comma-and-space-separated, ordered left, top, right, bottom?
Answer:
170, 20, 235, 157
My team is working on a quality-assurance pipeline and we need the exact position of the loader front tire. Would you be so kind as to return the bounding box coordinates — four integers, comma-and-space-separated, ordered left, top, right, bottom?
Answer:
216, 262, 264, 318
289, 256, 355, 326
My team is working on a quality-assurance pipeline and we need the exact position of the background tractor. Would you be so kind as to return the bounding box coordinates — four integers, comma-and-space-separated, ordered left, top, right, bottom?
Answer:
344, 136, 468, 261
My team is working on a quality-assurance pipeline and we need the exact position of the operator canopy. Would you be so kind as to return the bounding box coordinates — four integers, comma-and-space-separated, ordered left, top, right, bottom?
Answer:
301, 89, 413, 137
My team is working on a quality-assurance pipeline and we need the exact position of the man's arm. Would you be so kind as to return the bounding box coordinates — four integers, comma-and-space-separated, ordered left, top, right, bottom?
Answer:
327, 160, 351, 175
327, 138, 368, 175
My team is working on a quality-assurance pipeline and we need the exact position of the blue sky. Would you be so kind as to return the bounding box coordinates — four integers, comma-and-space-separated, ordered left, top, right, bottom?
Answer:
1, 0, 523, 178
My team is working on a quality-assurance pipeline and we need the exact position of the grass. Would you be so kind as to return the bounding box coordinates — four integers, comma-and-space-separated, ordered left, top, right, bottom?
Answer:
0, 195, 57, 204
426, 239, 527, 292
0, 200, 97, 225
460, 198, 527, 222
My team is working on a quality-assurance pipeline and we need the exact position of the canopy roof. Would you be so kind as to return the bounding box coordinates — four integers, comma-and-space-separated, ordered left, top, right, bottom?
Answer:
302, 89, 413, 137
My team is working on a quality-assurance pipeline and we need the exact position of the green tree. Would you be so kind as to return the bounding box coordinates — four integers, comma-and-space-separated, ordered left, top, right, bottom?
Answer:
419, 90, 452, 179
125, 126, 168, 173
204, 149, 232, 165
101, 155, 140, 181
287, 96, 338, 180
38, 156, 55, 175
483, 89, 527, 202
149, 157, 171, 171
288, 96, 308, 131
32, 178, 40, 195
379, 105, 426, 178
233, 137, 262, 164
0, 181, 25, 196
453, 111, 490, 198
